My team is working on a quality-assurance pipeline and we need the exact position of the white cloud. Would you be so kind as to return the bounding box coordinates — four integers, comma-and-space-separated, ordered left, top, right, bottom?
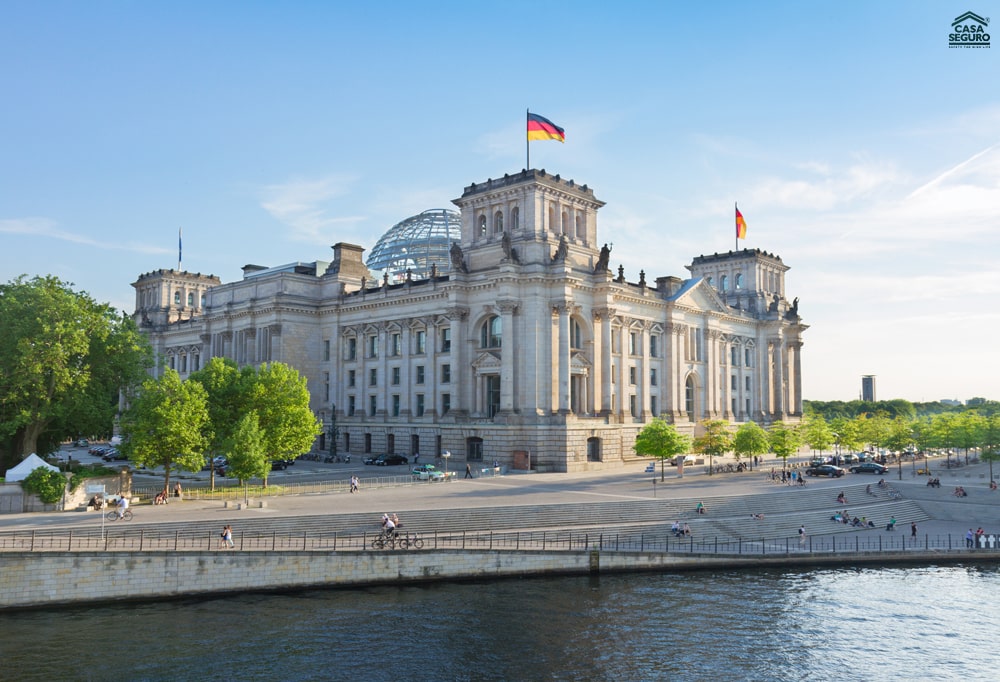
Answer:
260, 175, 366, 243
0, 217, 170, 255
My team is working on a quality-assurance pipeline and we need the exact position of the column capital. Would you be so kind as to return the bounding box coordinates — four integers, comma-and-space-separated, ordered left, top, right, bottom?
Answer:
593, 306, 616, 320
497, 300, 519, 315
444, 306, 469, 321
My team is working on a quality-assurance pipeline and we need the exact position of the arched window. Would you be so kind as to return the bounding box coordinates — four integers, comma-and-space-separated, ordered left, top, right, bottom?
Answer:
685, 376, 696, 420
478, 215, 487, 236
480, 315, 502, 348
201, 295, 206, 307
511, 206, 519, 231
720, 275, 728, 291
187, 292, 194, 306
561, 211, 569, 235
493, 211, 503, 234
735, 273, 744, 289
570, 318, 583, 349
549, 206, 557, 233
576, 213, 585, 239
174, 291, 181, 304
706, 276, 714, 287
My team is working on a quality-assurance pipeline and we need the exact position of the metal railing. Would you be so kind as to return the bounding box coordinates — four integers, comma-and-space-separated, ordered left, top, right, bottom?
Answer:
2, 527, 997, 556
134, 474, 418, 502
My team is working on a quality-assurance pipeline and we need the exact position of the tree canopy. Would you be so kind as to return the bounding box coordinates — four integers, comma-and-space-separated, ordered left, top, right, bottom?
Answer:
634, 418, 691, 481
733, 421, 769, 464
692, 420, 732, 474
0, 275, 152, 465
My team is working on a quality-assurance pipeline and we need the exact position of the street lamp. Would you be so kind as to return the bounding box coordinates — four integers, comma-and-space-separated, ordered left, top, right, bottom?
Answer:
441, 450, 451, 480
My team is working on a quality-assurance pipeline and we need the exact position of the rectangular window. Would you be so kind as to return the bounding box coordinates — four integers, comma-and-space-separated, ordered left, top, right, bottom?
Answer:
651, 395, 658, 416
344, 433, 350, 452
745, 348, 752, 367
369, 368, 377, 386
181, 355, 187, 373
629, 366, 637, 385
364, 433, 371, 453
650, 368, 657, 386
440, 328, 451, 352
391, 367, 400, 385
347, 338, 357, 361
611, 332, 619, 354
387, 434, 395, 454
441, 393, 451, 415
392, 394, 400, 417
415, 330, 426, 354
745, 398, 751, 414
169, 355, 176, 370
416, 393, 425, 417
629, 395, 637, 418
629, 332, 637, 355
731, 375, 738, 391
649, 335, 658, 358
391, 333, 401, 357
731, 346, 739, 366
324, 371, 330, 402
323, 339, 330, 362
441, 364, 451, 383
192, 355, 200, 372
732, 397, 738, 413
745, 376, 751, 392
369, 395, 377, 417
348, 370, 356, 388
416, 365, 425, 384
611, 364, 616, 383
347, 395, 356, 416
367, 335, 378, 359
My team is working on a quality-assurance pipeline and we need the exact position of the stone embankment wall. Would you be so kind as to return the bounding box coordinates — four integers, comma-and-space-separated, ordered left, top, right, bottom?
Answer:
2, 548, 997, 610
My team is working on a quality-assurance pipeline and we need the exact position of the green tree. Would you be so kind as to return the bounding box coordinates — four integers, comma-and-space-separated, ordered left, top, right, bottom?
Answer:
188, 357, 243, 490
0, 275, 152, 464
768, 421, 802, 469
801, 413, 834, 455
633, 418, 691, 481
225, 412, 268, 502
119, 370, 209, 493
733, 421, 769, 469
692, 419, 732, 475
830, 417, 862, 455
243, 363, 322, 472
981, 413, 1000, 482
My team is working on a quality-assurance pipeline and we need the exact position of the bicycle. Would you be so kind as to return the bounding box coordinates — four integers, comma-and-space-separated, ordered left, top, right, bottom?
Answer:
106, 509, 133, 522
396, 532, 424, 550
370, 529, 398, 550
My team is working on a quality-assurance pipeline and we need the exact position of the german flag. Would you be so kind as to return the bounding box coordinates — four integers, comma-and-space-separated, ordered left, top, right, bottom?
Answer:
736, 205, 748, 240
527, 112, 565, 142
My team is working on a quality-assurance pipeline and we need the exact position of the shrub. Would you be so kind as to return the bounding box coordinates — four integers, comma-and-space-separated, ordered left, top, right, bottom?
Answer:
21, 467, 67, 504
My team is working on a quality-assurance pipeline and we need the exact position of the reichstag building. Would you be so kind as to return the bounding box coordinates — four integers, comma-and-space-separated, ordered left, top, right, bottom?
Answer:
132, 169, 807, 472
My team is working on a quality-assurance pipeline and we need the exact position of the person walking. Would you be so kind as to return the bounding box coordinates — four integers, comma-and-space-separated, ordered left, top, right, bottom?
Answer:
798, 525, 806, 546
911, 522, 917, 542
966, 528, 975, 548
350, 475, 359, 493
465, 463, 473, 479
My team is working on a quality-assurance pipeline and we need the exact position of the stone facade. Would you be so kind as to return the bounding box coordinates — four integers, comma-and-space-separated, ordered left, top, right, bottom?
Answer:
132, 169, 807, 472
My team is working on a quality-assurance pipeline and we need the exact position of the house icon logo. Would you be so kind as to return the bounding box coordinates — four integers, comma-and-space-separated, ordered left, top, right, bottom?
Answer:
950, 11, 990, 48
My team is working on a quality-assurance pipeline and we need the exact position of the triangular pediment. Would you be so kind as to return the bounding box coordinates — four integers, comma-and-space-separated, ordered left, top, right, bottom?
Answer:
570, 350, 592, 370
472, 350, 502, 370
671, 278, 731, 313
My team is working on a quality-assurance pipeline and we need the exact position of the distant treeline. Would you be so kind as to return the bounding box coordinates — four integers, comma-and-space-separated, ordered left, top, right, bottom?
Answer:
804, 398, 999, 422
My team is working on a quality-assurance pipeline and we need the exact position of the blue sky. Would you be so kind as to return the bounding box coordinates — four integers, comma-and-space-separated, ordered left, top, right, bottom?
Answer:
2, 1, 998, 402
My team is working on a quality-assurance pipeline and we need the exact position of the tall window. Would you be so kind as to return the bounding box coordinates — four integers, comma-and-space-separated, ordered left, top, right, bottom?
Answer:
511, 206, 519, 231
650, 396, 658, 417
348, 370, 356, 388
629, 367, 637, 385
731, 345, 739, 366
187, 292, 194, 306
415, 394, 425, 417
571, 319, 583, 349
174, 291, 181, 304
629, 332, 638, 355
416, 365, 425, 384
415, 330, 426, 354
390, 333, 401, 356
387, 434, 395, 454
440, 328, 451, 352
364, 433, 371, 453
323, 340, 330, 361
735, 273, 744, 289
441, 393, 451, 415
441, 364, 451, 383
481, 315, 502, 348
391, 367, 400, 385
629, 395, 637, 418
649, 335, 658, 358
324, 372, 330, 402
369, 395, 377, 417
485, 375, 501, 417
369, 368, 377, 386
347, 338, 357, 361
478, 215, 487, 236
493, 210, 503, 234
650, 368, 657, 386
720, 275, 729, 291
348, 396, 355, 416
731, 375, 738, 391
391, 395, 400, 417
367, 335, 378, 358
745, 348, 753, 367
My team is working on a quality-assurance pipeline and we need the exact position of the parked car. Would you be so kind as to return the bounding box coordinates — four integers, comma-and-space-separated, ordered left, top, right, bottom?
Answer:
375, 454, 409, 466
74, 438, 89, 447
850, 462, 889, 475
841, 453, 859, 464
270, 459, 288, 471
363, 454, 382, 465
412, 464, 451, 481
805, 464, 846, 478
670, 455, 696, 466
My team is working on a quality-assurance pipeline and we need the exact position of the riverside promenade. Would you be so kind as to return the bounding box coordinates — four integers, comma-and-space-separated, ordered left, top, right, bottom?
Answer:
1, 457, 998, 609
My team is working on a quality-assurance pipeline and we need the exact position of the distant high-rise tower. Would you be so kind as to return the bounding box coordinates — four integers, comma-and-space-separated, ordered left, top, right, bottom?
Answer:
861, 375, 876, 402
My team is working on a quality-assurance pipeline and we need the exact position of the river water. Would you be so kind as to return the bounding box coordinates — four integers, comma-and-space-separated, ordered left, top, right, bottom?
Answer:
2, 565, 998, 681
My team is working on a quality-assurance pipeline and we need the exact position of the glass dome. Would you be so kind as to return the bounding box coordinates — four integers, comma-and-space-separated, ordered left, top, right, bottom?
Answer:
366, 209, 461, 282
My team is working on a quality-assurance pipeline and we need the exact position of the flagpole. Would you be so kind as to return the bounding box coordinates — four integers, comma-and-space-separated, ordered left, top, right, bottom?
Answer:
178, 227, 183, 271
526, 108, 530, 170
734, 203, 738, 251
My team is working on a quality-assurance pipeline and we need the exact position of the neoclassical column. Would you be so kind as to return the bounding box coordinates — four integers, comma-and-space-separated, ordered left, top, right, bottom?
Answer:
791, 341, 803, 416
672, 325, 687, 419
498, 300, 518, 413
616, 319, 628, 418
595, 307, 615, 416
721, 337, 731, 420
772, 338, 785, 418
400, 322, 411, 417
554, 301, 573, 414
640, 321, 652, 418
444, 306, 468, 416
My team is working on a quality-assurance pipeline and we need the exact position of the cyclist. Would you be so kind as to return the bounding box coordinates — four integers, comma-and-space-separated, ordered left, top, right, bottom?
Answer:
117, 495, 129, 519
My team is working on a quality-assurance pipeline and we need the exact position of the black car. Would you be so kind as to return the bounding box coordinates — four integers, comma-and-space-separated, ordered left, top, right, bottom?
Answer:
850, 462, 889, 475
374, 454, 409, 466
270, 459, 288, 471
805, 464, 846, 478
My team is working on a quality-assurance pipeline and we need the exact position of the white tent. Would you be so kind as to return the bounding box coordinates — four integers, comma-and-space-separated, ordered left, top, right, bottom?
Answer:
4, 453, 60, 483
